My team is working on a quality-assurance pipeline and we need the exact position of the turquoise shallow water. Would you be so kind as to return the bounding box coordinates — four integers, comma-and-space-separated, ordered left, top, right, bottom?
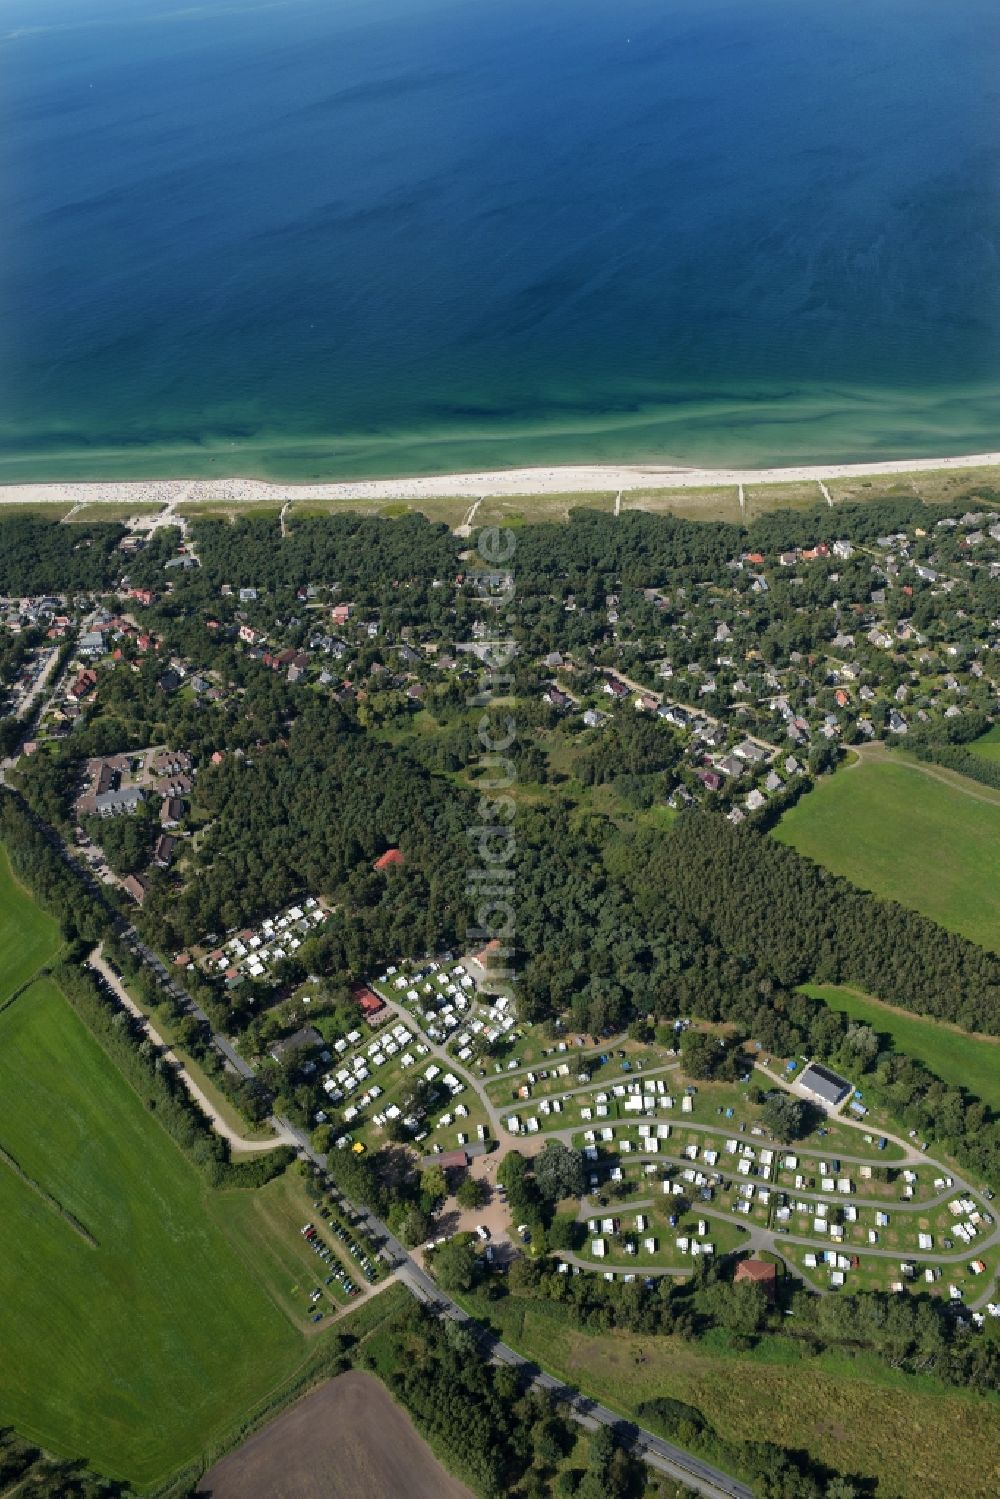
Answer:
2, 0, 1000, 481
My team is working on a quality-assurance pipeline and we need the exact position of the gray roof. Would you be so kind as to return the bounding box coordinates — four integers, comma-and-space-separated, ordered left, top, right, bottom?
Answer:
94, 786, 145, 814
270, 1025, 323, 1062
799, 1062, 851, 1107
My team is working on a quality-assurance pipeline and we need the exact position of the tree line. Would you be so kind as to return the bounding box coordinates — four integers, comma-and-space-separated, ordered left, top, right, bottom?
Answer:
497, 1250, 998, 1397
648, 811, 1000, 1035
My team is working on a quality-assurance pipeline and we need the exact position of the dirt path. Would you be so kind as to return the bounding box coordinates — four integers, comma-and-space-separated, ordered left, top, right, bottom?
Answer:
329, 1269, 399, 1324
89, 945, 293, 1153
453, 495, 483, 537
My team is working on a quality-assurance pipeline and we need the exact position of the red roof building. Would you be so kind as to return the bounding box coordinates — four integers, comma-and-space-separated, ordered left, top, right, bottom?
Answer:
734, 1259, 777, 1303
68, 668, 98, 702
434, 1149, 470, 1171
373, 847, 404, 872
353, 985, 388, 1024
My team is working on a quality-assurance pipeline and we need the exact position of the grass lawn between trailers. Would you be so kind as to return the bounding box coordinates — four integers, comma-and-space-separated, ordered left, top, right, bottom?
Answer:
463, 1293, 1000, 1499
773, 755, 1000, 954
0, 977, 308, 1489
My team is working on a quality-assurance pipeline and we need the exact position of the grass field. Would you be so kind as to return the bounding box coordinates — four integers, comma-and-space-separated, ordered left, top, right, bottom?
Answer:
621, 486, 742, 523
65, 502, 163, 523
801, 984, 1000, 1110
825, 464, 1000, 507
476, 491, 615, 525
0, 503, 76, 519
969, 724, 1000, 763
0, 847, 61, 1002
0, 978, 305, 1487
774, 755, 1000, 953
464, 1294, 1000, 1498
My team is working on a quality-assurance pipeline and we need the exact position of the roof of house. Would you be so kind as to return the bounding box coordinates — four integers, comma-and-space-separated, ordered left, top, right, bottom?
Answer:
734, 1259, 777, 1301
799, 1061, 851, 1107
735, 1258, 777, 1284
122, 874, 149, 904
93, 786, 145, 814
373, 847, 404, 872
435, 1149, 470, 1170
353, 985, 386, 1016
270, 1026, 323, 1062
154, 833, 177, 864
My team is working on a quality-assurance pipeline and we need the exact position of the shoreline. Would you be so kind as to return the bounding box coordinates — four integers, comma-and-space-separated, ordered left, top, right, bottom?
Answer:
2, 451, 1000, 508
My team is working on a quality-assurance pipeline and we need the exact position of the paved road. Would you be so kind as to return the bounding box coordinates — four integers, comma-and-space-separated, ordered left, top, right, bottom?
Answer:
5, 787, 994, 1441
13, 645, 61, 724
254, 1111, 751, 1496
597, 665, 778, 759
395, 1265, 753, 1499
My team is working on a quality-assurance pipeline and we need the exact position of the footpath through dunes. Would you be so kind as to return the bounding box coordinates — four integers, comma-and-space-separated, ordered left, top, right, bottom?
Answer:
200, 1370, 474, 1499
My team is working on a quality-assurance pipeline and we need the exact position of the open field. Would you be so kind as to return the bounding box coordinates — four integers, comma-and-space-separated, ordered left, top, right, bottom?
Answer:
207, 1169, 363, 1322
743, 480, 829, 518
466, 1295, 1000, 1499
475, 491, 616, 525
620, 485, 742, 522
290, 494, 470, 525
0, 978, 304, 1487
774, 756, 1000, 953
0, 847, 61, 1002
801, 984, 1000, 1111
65, 502, 164, 523
0, 502, 76, 519
201, 1369, 473, 1499
889, 749, 1000, 807
969, 724, 1000, 763
177, 499, 284, 521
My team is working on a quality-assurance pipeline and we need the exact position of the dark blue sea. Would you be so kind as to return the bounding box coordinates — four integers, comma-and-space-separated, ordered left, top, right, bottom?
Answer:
2, 0, 999, 480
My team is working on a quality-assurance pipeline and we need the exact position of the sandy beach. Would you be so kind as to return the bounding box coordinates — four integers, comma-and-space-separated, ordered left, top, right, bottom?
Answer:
3, 452, 1000, 509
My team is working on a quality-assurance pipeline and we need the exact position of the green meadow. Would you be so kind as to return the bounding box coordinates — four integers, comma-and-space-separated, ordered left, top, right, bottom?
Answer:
0, 977, 305, 1487
969, 724, 1000, 763
774, 757, 1000, 953
801, 984, 1000, 1111
0, 846, 62, 1001
464, 1294, 999, 1499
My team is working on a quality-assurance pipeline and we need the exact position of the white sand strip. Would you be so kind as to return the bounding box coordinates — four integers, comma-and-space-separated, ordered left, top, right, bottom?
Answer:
3, 452, 1000, 508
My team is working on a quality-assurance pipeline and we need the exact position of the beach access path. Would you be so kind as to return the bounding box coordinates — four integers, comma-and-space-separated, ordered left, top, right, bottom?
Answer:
3, 451, 1000, 509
